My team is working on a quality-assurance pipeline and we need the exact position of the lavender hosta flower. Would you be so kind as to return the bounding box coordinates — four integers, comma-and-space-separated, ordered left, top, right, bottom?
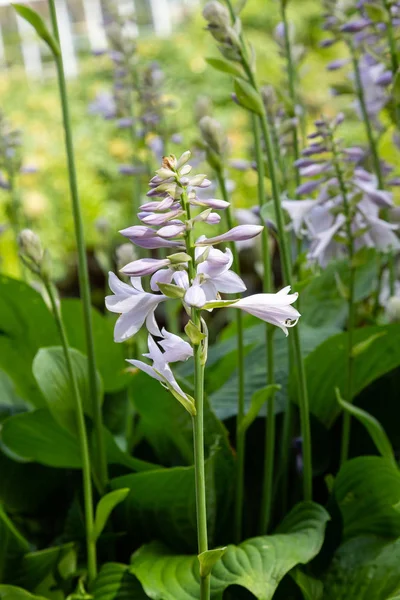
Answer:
120, 257, 171, 277
120, 225, 183, 249
184, 247, 246, 308
128, 333, 195, 414
195, 225, 263, 246
296, 179, 325, 196
307, 211, 347, 266
105, 272, 167, 342
189, 197, 230, 210
282, 199, 317, 236
327, 58, 350, 71
204, 286, 301, 336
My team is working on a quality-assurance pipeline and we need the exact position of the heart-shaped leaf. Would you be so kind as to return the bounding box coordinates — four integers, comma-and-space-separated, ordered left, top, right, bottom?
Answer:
1, 408, 157, 472
0, 586, 47, 600
32, 346, 103, 435
322, 535, 400, 599
130, 502, 329, 600
0, 506, 30, 582
92, 489, 130, 542
92, 562, 148, 599
304, 324, 400, 428
333, 456, 400, 540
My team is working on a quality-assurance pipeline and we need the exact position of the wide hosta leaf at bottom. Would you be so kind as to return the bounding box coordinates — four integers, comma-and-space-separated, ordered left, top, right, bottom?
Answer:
322, 535, 400, 600
332, 456, 400, 540
0, 586, 47, 600
93, 562, 148, 599
130, 502, 329, 600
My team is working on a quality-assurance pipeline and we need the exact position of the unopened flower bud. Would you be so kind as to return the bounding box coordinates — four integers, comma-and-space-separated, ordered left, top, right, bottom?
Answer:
199, 116, 228, 157
203, 1, 231, 29
18, 229, 44, 268
386, 296, 400, 322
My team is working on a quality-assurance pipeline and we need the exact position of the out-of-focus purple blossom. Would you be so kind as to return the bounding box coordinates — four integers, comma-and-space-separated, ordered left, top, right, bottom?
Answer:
118, 164, 147, 176
20, 165, 38, 174
376, 70, 393, 86
327, 58, 350, 71
296, 179, 325, 196
88, 91, 116, 119
340, 19, 370, 33
117, 117, 134, 129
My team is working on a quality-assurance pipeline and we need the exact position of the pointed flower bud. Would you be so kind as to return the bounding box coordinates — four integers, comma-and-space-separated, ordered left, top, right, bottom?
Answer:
195, 225, 263, 246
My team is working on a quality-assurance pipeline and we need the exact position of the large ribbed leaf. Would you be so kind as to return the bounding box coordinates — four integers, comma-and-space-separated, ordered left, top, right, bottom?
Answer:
131, 502, 329, 600
93, 563, 148, 599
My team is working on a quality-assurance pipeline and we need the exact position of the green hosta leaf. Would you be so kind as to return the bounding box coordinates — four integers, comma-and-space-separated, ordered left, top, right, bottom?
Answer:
129, 373, 234, 543
0, 506, 30, 579
351, 331, 386, 357
290, 568, 323, 600
336, 390, 396, 465
239, 384, 281, 434
92, 562, 148, 599
110, 454, 218, 552
33, 346, 103, 435
234, 78, 264, 115
8, 544, 76, 590
205, 57, 243, 77
333, 456, 400, 540
322, 536, 400, 600
363, 3, 387, 23
12, 4, 59, 56
198, 547, 227, 578
0, 586, 47, 600
211, 322, 338, 420
131, 502, 329, 600
304, 324, 400, 428
61, 299, 129, 393
301, 249, 378, 328
1, 408, 156, 472
92, 489, 130, 542
0, 277, 128, 405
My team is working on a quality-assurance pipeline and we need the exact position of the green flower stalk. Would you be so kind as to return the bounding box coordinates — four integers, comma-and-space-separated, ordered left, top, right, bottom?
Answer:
198, 115, 246, 541
47, 0, 108, 491
203, 0, 313, 500
106, 152, 302, 598
18, 230, 97, 584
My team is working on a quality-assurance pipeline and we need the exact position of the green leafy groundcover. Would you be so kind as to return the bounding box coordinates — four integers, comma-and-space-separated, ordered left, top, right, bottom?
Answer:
130, 502, 329, 600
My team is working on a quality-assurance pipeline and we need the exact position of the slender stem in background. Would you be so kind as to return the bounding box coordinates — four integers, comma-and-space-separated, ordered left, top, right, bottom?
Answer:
44, 280, 97, 584
330, 140, 356, 465
48, 0, 108, 492
215, 169, 245, 543
252, 117, 276, 533
279, 0, 301, 191
383, 1, 400, 131
237, 27, 312, 501
350, 45, 384, 188
181, 189, 209, 600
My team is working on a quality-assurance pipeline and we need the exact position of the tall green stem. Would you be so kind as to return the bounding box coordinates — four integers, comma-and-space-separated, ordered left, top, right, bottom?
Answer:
330, 141, 356, 465
279, 0, 301, 190
240, 50, 312, 500
350, 45, 384, 188
252, 117, 276, 532
44, 280, 97, 583
48, 0, 108, 492
181, 188, 209, 599
215, 169, 245, 542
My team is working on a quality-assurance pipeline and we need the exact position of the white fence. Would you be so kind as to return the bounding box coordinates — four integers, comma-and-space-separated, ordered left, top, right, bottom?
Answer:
0, 0, 199, 77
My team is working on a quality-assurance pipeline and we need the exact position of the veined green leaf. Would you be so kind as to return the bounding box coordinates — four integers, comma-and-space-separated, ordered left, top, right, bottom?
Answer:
13, 4, 59, 56
92, 489, 130, 542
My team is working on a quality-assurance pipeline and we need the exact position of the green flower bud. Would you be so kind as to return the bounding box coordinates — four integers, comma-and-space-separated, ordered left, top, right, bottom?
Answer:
199, 116, 228, 157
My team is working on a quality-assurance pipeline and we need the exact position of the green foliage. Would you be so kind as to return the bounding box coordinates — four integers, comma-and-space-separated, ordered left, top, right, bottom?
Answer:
12, 4, 60, 56
92, 489, 130, 542
304, 324, 400, 428
33, 346, 103, 435
322, 536, 400, 600
0, 587, 47, 600
332, 457, 400, 540
92, 563, 147, 599
130, 502, 329, 600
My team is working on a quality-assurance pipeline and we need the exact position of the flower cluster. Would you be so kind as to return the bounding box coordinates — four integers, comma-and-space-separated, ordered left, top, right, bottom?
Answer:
283, 115, 400, 266
106, 152, 301, 411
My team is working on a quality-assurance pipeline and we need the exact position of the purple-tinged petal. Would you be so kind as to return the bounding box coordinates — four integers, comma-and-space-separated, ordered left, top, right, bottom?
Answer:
327, 58, 350, 71
195, 225, 263, 246
296, 179, 324, 195
120, 258, 170, 277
